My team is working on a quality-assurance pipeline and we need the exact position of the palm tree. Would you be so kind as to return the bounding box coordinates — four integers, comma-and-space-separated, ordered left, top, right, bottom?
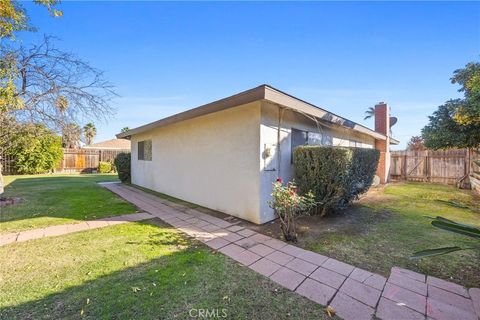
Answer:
83, 123, 96, 145
121, 127, 130, 133
364, 107, 375, 120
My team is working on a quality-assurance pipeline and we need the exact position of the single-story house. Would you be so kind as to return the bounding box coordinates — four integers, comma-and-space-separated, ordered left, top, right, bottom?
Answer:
117, 85, 399, 224
82, 138, 131, 150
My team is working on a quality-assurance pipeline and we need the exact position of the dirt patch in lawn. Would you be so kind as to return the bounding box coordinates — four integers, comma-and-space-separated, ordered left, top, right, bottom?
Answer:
0, 197, 22, 207
250, 203, 392, 242
249, 186, 395, 242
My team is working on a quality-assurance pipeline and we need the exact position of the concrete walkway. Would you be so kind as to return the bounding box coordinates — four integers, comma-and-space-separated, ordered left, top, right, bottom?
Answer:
0, 212, 153, 246
101, 183, 480, 320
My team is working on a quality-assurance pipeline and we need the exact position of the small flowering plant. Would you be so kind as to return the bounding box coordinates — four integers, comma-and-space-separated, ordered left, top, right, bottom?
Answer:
268, 178, 316, 242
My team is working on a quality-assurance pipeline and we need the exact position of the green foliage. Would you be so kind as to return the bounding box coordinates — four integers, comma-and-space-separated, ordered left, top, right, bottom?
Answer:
293, 146, 380, 216
268, 179, 316, 241
0, 0, 61, 39
7, 125, 63, 174
451, 62, 480, 125
422, 61, 480, 149
412, 216, 480, 259
98, 161, 114, 173
114, 152, 131, 183
422, 100, 480, 149
83, 122, 96, 145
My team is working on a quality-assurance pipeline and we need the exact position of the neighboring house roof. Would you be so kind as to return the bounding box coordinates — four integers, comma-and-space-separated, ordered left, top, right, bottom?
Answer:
117, 84, 399, 145
83, 138, 131, 150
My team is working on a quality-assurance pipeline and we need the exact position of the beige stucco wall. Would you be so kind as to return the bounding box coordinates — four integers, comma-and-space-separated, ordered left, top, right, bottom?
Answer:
259, 101, 376, 221
130, 101, 263, 223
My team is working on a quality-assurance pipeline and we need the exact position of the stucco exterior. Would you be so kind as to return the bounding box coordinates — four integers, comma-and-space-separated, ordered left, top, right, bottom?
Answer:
258, 101, 376, 222
131, 101, 263, 223
122, 85, 396, 225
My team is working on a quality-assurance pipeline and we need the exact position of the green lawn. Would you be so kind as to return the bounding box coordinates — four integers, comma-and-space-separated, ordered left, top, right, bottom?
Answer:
287, 183, 480, 288
0, 219, 330, 320
1, 174, 137, 234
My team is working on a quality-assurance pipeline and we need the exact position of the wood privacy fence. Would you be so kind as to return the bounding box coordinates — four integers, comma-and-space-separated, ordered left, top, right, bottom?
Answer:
390, 149, 480, 186
0, 148, 130, 175
56, 149, 130, 173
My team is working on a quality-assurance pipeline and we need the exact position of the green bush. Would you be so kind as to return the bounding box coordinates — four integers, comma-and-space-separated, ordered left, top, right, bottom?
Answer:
7, 125, 63, 174
293, 146, 380, 216
114, 152, 131, 183
98, 161, 113, 173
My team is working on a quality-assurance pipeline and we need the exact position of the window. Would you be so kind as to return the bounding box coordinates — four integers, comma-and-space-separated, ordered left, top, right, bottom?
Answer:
291, 128, 308, 163
138, 140, 152, 161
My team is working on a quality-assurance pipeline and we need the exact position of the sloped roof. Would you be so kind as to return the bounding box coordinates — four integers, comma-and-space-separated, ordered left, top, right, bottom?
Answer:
83, 138, 131, 150
117, 84, 399, 145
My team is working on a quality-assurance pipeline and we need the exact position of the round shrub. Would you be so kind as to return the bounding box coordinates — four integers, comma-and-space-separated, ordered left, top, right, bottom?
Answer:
98, 161, 113, 173
293, 146, 380, 216
114, 152, 131, 183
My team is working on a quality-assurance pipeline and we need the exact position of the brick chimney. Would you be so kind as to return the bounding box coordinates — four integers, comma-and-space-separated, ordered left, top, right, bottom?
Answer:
374, 102, 391, 184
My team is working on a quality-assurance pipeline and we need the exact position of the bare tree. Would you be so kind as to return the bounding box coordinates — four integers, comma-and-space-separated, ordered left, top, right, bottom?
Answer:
3, 36, 116, 131
0, 36, 117, 193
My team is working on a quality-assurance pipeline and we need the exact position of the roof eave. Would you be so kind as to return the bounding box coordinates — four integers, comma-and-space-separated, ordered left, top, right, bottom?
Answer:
117, 84, 392, 142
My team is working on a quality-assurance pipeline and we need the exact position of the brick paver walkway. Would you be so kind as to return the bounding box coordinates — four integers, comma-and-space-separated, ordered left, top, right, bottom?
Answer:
101, 183, 480, 320
3, 181, 478, 320
0, 212, 153, 246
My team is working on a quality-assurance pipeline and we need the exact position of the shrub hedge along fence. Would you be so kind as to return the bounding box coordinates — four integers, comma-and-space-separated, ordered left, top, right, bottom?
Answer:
293, 146, 380, 216
114, 152, 131, 183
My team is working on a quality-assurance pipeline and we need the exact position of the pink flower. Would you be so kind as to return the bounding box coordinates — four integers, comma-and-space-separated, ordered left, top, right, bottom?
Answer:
276, 178, 283, 183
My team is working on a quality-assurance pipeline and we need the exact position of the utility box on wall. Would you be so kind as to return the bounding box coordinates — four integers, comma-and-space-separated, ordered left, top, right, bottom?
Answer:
263, 143, 277, 172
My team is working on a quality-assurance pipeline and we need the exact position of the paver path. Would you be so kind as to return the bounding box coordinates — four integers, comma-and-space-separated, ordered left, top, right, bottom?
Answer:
2, 182, 479, 320
0, 212, 153, 246
102, 183, 480, 320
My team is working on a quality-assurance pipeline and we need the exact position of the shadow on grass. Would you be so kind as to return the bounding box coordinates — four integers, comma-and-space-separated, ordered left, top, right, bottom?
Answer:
0, 221, 329, 320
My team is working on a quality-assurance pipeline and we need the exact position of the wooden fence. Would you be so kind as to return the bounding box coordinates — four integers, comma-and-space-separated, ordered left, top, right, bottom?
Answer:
0, 149, 130, 175
390, 149, 480, 186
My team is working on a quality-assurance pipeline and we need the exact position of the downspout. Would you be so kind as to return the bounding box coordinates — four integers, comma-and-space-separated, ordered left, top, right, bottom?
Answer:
277, 105, 285, 178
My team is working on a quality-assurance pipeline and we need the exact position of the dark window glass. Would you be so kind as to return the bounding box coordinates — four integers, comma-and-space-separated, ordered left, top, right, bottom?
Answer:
138, 141, 145, 160
291, 128, 308, 163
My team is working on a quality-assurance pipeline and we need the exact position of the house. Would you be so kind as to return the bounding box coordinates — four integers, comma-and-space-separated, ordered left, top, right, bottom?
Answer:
82, 138, 131, 150
117, 85, 399, 224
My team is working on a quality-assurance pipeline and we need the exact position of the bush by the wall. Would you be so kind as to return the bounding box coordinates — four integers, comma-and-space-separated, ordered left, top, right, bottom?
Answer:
114, 152, 131, 183
293, 146, 380, 216
98, 161, 113, 173
7, 125, 63, 174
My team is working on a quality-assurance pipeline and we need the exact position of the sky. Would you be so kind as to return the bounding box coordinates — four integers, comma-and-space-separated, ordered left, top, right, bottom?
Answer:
20, 1, 480, 149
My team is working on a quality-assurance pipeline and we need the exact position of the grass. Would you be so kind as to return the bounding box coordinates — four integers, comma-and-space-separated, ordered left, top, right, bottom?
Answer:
284, 183, 480, 288
0, 219, 331, 320
1, 174, 137, 234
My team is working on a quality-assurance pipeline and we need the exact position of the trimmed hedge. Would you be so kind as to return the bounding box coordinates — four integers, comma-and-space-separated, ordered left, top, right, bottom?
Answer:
114, 152, 131, 183
293, 146, 380, 216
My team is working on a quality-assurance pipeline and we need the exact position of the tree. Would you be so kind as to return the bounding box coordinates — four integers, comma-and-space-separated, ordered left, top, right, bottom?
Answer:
407, 136, 426, 151
1, 0, 61, 39
83, 122, 96, 145
62, 123, 81, 148
363, 106, 375, 120
6, 124, 63, 174
422, 100, 480, 149
120, 127, 130, 133
1, 36, 116, 128
451, 62, 480, 125
422, 62, 480, 149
